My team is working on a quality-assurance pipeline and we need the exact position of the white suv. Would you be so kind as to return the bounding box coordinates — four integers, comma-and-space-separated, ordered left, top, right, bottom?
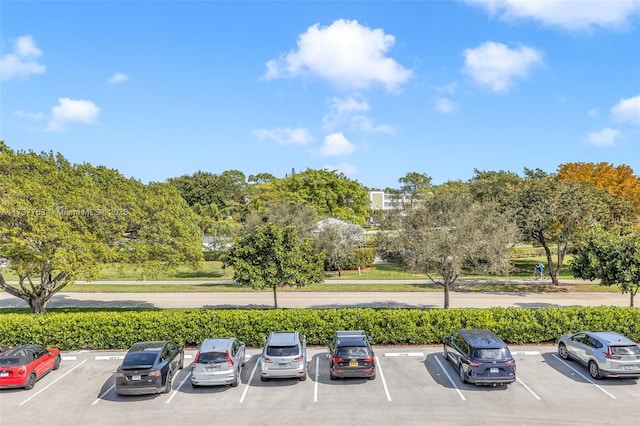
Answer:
260, 331, 307, 382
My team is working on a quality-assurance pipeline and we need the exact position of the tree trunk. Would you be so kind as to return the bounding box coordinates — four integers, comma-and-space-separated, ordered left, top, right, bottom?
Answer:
630, 292, 635, 308
443, 282, 450, 309
28, 296, 48, 314
272, 286, 278, 309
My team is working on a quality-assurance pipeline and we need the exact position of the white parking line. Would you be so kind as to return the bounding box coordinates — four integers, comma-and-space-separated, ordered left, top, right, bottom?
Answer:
239, 358, 260, 403
95, 355, 124, 361
20, 360, 87, 406
92, 384, 114, 405
384, 352, 424, 357
512, 351, 541, 356
62, 356, 76, 361
167, 370, 190, 404
314, 356, 319, 402
434, 355, 466, 401
375, 356, 392, 402
552, 354, 616, 399
516, 377, 541, 400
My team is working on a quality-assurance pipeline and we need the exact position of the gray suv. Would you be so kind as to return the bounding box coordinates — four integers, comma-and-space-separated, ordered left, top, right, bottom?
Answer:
260, 331, 307, 381
557, 331, 640, 379
191, 338, 246, 387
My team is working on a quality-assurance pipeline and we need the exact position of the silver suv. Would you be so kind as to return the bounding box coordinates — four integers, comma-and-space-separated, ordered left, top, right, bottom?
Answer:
558, 331, 640, 379
260, 331, 307, 381
191, 338, 245, 387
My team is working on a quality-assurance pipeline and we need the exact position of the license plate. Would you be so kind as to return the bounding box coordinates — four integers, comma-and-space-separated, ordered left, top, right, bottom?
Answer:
0, 372, 8, 377
490, 368, 499, 373
624, 365, 638, 370
279, 363, 289, 367
131, 375, 141, 381
205, 367, 214, 372
349, 361, 358, 367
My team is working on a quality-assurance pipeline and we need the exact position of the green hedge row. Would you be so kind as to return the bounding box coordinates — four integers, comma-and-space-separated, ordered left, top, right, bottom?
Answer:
0, 307, 638, 350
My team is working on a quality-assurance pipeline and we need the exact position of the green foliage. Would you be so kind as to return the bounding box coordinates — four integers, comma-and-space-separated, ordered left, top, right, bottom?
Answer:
1, 307, 638, 350
336, 248, 376, 270
226, 223, 325, 307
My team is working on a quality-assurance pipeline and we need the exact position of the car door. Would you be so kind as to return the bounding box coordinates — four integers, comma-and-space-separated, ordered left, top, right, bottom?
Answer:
33, 347, 51, 378
567, 334, 589, 364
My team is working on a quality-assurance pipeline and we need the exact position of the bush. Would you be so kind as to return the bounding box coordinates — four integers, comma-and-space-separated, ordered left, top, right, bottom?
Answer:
0, 307, 638, 350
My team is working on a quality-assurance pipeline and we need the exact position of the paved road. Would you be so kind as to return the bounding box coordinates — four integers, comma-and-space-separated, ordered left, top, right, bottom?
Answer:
0, 290, 630, 309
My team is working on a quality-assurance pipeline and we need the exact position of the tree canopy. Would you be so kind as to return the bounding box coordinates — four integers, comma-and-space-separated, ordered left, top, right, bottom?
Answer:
225, 223, 325, 308
572, 227, 640, 307
0, 143, 203, 313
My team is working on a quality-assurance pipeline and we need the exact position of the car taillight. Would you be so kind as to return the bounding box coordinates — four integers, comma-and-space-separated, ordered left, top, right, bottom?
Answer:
226, 350, 235, 367
293, 356, 302, 362
17, 367, 27, 377
115, 372, 125, 378
604, 348, 622, 360
363, 356, 375, 363
469, 361, 483, 367
332, 357, 344, 363
193, 351, 200, 365
148, 370, 162, 377
262, 356, 271, 363
506, 359, 516, 366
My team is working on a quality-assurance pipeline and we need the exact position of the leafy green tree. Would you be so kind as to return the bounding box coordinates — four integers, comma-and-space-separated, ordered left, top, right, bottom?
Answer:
514, 170, 635, 285
0, 143, 203, 313
572, 227, 640, 307
242, 198, 318, 240
468, 169, 523, 209
272, 169, 370, 224
377, 193, 518, 308
398, 172, 433, 208
226, 223, 325, 308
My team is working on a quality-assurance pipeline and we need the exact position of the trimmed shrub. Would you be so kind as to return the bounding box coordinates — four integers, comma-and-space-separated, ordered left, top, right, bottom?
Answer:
0, 307, 637, 350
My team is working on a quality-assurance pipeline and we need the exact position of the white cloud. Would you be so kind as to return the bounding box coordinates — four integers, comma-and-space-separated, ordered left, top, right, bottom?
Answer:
15, 109, 46, 120
46, 98, 100, 132
436, 98, 459, 113
323, 162, 357, 176
462, 41, 543, 92
262, 19, 412, 92
436, 81, 458, 95
252, 127, 314, 146
588, 108, 599, 117
350, 115, 394, 133
586, 128, 621, 146
108, 72, 129, 84
464, 0, 640, 30
611, 95, 640, 125
318, 132, 356, 157
322, 96, 370, 129
0, 35, 46, 81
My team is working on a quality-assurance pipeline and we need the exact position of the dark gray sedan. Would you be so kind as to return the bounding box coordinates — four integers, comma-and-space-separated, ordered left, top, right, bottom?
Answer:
115, 341, 184, 395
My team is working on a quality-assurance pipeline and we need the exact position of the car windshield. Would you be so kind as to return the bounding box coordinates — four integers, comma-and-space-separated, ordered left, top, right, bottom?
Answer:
266, 345, 299, 356
611, 345, 640, 356
122, 351, 159, 367
336, 346, 370, 358
473, 348, 510, 360
197, 352, 227, 363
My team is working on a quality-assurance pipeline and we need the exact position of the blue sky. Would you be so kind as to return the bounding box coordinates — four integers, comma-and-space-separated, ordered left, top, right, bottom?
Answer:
1, 1, 639, 190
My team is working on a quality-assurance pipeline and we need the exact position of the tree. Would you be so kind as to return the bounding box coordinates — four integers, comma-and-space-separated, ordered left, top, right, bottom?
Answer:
398, 172, 432, 208
242, 198, 318, 240
226, 223, 325, 308
377, 193, 518, 308
313, 219, 364, 276
271, 169, 371, 224
572, 227, 640, 307
514, 170, 635, 285
557, 162, 640, 216
0, 143, 203, 313
468, 169, 523, 209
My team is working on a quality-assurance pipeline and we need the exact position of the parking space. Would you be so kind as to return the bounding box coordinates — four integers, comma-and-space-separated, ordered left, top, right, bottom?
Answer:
1, 345, 638, 425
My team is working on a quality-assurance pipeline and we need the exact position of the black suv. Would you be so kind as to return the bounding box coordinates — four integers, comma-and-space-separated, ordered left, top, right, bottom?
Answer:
443, 329, 516, 386
328, 330, 376, 380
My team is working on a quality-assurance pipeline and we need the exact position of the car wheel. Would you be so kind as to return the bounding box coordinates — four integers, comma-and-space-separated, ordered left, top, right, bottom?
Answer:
589, 361, 603, 380
459, 365, 467, 384
162, 372, 173, 393
24, 373, 37, 390
260, 376, 268, 382
443, 345, 448, 359
231, 372, 239, 387
298, 374, 307, 382
53, 354, 61, 370
558, 343, 570, 360
191, 382, 198, 388
179, 351, 184, 370
329, 370, 337, 380
367, 373, 376, 380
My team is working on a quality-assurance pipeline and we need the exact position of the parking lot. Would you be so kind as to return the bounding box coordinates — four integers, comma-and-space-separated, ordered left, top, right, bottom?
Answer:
1, 345, 638, 425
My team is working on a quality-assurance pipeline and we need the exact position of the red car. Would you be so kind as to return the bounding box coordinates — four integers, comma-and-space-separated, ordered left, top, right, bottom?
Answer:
0, 345, 61, 390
